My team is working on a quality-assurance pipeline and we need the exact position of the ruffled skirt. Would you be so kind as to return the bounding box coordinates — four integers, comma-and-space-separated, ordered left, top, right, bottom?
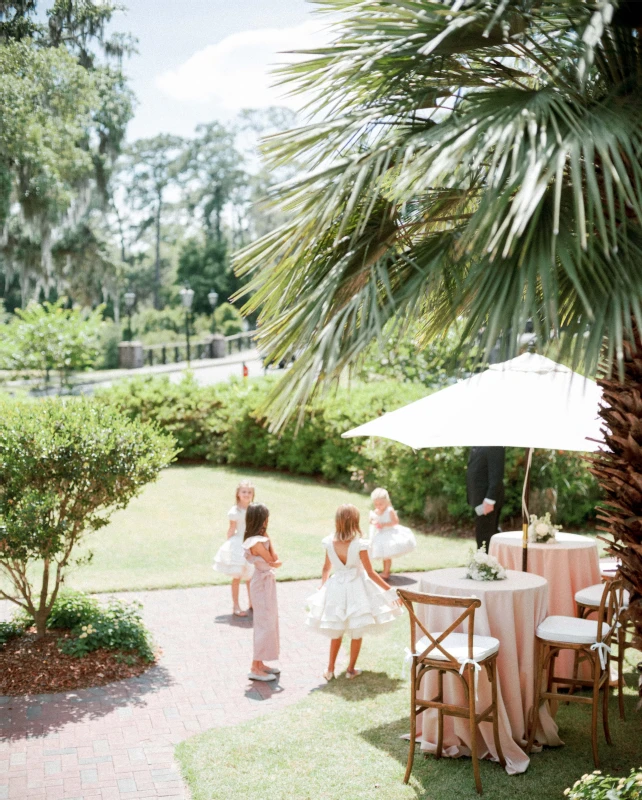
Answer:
369, 524, 417, 560
213, 535, 254, 580
306, 572, 402, 639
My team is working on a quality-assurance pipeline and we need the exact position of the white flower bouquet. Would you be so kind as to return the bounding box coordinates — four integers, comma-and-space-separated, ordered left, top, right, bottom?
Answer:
465, 545, 507, 582
528, 512, 561, 544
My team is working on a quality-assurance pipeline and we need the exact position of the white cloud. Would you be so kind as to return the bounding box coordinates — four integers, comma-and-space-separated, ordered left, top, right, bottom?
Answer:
155, 20, 329, 112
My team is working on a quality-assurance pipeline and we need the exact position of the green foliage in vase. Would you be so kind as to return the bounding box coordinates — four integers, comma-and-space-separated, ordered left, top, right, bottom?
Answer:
0, 397, 176, 637
0, 299, 104, 389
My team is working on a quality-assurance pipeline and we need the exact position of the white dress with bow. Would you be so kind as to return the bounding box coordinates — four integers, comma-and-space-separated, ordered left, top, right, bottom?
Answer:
306, 536, 402, 639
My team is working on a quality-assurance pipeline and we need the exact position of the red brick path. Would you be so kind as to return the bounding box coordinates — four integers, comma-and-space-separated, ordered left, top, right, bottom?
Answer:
0, 576, 416, 799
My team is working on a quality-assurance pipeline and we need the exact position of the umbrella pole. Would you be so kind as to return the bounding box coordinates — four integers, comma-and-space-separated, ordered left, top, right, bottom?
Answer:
521, 448, 534, 571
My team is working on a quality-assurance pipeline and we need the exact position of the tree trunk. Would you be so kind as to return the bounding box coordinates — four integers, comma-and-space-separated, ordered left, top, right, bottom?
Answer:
589, 329, 642, 649
154, 194, 162, 310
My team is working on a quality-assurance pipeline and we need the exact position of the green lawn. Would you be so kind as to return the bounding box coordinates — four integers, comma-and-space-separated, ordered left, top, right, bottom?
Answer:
64, 465, 473, 593
176, 621, 642, 800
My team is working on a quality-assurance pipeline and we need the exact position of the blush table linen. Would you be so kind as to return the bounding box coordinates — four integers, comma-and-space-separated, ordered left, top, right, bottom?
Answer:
416, 568, 560, 775
489, 531, 600, 678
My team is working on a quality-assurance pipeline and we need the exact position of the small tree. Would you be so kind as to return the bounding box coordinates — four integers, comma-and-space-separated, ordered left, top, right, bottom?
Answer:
1, 299, 103, 390
0, 397, 176, 637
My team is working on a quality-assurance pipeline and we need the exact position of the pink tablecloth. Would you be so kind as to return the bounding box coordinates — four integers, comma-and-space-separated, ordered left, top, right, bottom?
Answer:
489, 531, 600, 677
417, 568, 561, 775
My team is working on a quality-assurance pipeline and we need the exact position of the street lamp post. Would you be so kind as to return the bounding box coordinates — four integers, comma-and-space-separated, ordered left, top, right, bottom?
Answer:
180, 285, 195, 366
208, 290, 219, 334
124, 291, 136, 341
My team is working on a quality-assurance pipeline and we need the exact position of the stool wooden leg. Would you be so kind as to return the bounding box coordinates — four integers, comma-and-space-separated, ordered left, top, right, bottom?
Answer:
617, 625, 626, 721
404, 665, 417, 784
602, 660, 612, 746
526, 639, 544, 754
490, 659, 506, 768
467, 664, 482, 795
436, 669, 444, 759
590, 654, 601, 768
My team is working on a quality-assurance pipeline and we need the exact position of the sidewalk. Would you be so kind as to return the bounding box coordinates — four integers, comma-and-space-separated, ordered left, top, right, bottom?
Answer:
0, 576, 416, 800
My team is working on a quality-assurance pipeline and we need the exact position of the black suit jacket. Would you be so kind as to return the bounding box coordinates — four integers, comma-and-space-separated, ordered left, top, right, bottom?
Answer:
466, 446, 505, 507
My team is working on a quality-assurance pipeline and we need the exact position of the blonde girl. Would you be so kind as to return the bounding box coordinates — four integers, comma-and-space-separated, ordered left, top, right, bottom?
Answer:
306, 504, 402, 680
213, 480, 255, 616
369, 487, 416, 579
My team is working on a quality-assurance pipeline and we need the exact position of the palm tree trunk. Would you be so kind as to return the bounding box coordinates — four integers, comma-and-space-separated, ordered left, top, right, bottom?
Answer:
589, 329, 642, 648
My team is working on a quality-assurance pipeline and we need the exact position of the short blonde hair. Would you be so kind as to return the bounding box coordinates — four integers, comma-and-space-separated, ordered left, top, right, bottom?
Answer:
371, 487, 390, 502
235, 480, 256, 504
335, 504, 361, 542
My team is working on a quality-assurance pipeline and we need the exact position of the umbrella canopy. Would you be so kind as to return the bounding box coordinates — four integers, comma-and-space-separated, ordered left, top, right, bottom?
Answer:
343, 353, 604, 452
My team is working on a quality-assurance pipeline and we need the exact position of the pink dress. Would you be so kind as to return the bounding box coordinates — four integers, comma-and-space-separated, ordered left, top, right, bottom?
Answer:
243, 535, 279, 662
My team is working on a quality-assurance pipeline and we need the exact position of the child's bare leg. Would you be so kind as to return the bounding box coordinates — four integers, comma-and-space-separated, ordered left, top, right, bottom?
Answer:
231, 579, 247, 616
328, 638, 342, 673
246, 580, 252, 609
381, 559, 392, 579
347, 638, 363, 674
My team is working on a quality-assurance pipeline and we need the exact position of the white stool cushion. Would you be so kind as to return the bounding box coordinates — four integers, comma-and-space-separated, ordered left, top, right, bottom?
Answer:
575, 583, 630, 609
415, 633, 499, 662
537, 615, 611, 645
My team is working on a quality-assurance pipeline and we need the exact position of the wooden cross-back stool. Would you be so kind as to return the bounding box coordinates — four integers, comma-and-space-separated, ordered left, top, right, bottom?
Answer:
397, 589, 505, 795
526, 578, 622, 767
575, 579, 632, 719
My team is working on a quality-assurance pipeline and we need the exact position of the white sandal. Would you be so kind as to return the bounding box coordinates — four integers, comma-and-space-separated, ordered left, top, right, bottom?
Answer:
323, 670, 335, 681
346, 669, 362, 680
248, 672, 277, 681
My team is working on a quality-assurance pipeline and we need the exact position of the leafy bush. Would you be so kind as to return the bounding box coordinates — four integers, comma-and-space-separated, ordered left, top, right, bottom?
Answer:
213, 302, 243, 336
0, 619, 25, 646
99, 320, 122, 369
0, 396, 176, 636
564, 768, 642, 799
356, 322, 480, 388
46, 589, 101, 630
0, 299, 103, 389
57, 596, 154, 661
98, 374, 601, 528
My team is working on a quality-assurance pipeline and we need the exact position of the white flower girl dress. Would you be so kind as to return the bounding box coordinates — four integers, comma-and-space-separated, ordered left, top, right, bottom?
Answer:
213, 505, 254, 581
306, 535, 402, 638
369, 507, 417, 560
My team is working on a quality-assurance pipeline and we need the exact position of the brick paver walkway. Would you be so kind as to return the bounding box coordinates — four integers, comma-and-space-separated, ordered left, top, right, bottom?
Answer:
0, 576, 417, 799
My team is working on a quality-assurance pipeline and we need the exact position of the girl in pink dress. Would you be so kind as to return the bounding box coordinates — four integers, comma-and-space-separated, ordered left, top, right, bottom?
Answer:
243, 503, 282, 682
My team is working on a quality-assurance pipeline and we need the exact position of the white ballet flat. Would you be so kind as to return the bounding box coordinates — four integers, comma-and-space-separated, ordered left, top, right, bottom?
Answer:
263, 665, 281, 674
323, 670, 335, 681
248, 672, 277, 682
346, 669, 362, 680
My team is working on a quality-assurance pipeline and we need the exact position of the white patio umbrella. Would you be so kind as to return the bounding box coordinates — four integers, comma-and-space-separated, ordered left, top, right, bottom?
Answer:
343, 353, 605, 570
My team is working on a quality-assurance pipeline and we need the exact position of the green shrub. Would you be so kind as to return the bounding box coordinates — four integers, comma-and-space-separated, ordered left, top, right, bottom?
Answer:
46, 589, 101, 630
0, 619, 25, 646
97, 375, 602, 528
58, 596, 154, 661
564, 768, 642, 799
99, 320, 122, 369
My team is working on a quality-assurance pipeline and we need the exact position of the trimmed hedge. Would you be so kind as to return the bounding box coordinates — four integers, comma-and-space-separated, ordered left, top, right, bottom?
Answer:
97, 374, 602, 527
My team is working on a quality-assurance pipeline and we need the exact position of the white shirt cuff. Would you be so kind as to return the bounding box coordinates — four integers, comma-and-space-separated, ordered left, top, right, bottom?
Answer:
483, 498, 496, 505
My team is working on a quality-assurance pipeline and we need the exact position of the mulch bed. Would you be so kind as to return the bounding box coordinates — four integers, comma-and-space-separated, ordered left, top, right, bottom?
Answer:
0, 630, 155, 696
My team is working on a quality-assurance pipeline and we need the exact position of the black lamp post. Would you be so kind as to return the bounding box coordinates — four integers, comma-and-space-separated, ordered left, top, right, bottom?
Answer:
124, 291, 136, 341
180, 285, 195, 366
208, 290, 219, 333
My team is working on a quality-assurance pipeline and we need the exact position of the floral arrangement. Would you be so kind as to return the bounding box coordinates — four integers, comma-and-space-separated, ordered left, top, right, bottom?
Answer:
465, 545, 507, 582
528, 512, 561, 543
564, 768, 642, 799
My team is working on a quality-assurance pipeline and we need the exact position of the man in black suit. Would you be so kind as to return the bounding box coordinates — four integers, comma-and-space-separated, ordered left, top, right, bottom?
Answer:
467, 446, 505, 552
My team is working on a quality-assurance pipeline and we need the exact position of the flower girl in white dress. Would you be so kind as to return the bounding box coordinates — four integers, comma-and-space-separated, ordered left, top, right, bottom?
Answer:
213, 480, 255, 616
306, 504, 402, 680
369, 487, 417, 579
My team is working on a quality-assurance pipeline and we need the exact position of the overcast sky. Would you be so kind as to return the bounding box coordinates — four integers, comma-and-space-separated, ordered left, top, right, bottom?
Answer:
105, 0, 326, 140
